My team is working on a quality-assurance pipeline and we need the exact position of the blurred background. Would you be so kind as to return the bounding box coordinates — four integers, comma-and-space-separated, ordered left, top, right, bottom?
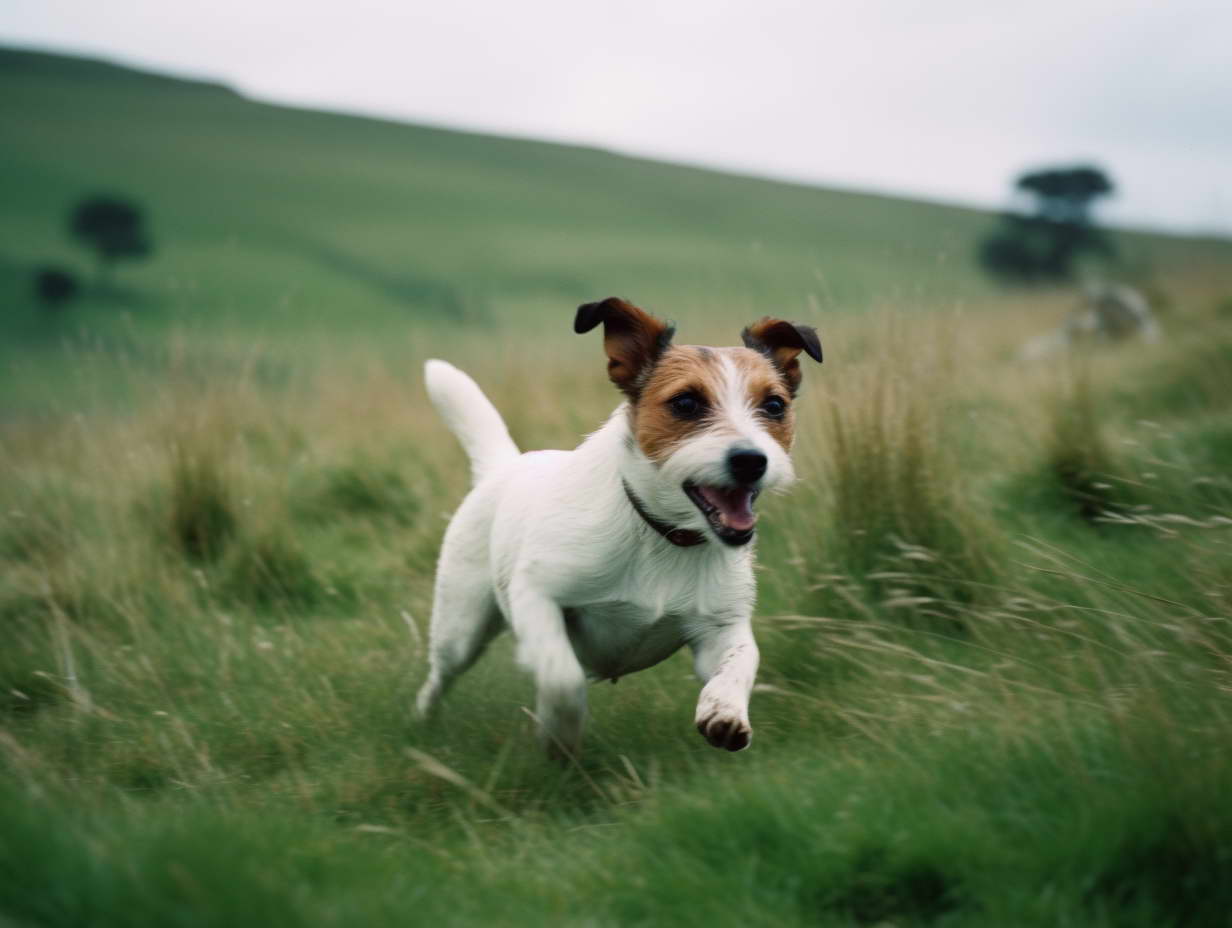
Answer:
2, 0, 1230, 397
3, 4, 1232, 927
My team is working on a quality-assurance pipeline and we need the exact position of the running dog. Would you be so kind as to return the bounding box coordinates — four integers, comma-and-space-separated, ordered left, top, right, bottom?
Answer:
416, 298, 821, 754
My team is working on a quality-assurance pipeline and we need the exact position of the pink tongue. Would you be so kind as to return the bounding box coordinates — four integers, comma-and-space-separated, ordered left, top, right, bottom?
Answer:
698, 486, 757, 531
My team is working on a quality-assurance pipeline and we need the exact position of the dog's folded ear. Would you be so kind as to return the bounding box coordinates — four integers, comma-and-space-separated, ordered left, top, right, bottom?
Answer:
575, 298, 675, 399
741, 318, 822, 395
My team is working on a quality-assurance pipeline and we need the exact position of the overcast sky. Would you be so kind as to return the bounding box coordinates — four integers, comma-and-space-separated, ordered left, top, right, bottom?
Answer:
5, 0, 1230, 235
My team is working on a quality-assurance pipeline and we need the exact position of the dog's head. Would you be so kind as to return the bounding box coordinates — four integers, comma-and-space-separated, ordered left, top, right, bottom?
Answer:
575, 297, 822, 547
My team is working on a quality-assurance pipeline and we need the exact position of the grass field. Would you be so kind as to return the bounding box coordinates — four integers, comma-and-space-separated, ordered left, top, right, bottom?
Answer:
3, 46, 1232, 927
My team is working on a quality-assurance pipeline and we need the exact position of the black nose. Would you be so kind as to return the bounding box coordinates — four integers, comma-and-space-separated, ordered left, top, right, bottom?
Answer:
728, 449, 767, 485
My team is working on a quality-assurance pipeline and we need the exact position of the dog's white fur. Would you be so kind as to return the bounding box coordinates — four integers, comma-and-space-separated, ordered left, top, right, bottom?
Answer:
416, 354, 795, 754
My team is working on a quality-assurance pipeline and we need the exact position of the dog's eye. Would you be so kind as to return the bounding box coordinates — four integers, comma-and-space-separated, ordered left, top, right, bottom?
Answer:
761, 396, 787, 419
668, 392, 706, 420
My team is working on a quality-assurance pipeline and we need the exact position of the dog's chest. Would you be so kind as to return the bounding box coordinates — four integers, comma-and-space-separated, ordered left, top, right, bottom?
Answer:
564, 601, 693, 680
552, 541, 755, 680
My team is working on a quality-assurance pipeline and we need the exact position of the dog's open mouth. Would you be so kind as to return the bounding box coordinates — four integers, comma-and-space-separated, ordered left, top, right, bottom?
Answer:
683, 482, 759, 546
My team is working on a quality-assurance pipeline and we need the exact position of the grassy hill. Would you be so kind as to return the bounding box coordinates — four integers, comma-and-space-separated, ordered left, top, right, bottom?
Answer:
3, 45, 1229, 409
3, 46, 1232, 928
3, 46, 1228, 342
1, 45, 987, 333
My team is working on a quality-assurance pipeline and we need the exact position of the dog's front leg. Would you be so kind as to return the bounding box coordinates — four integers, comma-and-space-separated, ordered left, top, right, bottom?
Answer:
509, 583, 587, 757
690, 621, 759, 751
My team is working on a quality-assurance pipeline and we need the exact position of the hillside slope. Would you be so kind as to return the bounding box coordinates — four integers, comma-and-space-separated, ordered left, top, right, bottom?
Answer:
4, 45, 1226, 344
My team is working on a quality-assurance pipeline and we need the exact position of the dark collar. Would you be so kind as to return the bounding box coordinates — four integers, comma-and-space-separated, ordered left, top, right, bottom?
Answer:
622, 481, 707, 547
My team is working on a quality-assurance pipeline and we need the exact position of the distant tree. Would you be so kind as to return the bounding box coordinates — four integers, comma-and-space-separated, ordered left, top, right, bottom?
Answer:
69, 195, 152, 284
1016, 166, 1113, 223
33, 266, 80, 310
979, 165, 1115, 284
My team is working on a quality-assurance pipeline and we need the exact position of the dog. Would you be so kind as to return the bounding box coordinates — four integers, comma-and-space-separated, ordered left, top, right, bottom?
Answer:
416, 297, 821, 754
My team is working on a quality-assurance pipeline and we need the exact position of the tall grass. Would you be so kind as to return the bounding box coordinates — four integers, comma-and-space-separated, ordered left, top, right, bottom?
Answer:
165, 442, 237, 561
1043, 358, 1129, 520
834, 328, 995, 571
2, 276, 1232, 926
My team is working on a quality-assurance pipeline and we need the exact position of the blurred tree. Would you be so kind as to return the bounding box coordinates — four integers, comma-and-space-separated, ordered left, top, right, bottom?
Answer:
69, 196, 152, 284
34, 266, 80, 310
979, 165, 1115, 284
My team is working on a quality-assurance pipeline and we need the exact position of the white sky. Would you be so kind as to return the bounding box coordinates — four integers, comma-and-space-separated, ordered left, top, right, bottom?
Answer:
4, 0, 1230, 235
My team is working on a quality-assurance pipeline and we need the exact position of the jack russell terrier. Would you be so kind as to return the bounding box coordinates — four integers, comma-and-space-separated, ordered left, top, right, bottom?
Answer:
416, 298, 821, 754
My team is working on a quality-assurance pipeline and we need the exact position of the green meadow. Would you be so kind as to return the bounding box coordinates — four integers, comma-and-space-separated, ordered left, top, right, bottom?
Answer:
3, 47, 1232, 926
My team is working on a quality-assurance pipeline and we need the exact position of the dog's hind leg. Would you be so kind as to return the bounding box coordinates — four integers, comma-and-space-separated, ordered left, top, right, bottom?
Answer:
507, 583, 588, 757
416, 554, 503, 719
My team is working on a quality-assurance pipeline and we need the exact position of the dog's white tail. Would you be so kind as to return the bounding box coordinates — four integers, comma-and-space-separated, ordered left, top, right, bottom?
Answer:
424, 360, 520, 485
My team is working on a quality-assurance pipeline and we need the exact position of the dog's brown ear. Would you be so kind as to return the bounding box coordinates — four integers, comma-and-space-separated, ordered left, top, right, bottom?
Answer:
575, 298, 675, 398
741, 317, 822, 395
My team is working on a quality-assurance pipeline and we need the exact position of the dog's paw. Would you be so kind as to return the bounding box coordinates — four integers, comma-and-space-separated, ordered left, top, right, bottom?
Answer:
535, 689, 587, 760
695, 708, 752, 751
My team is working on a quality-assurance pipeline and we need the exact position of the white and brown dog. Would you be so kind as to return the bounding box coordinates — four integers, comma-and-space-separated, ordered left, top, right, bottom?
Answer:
416, 298, 821, 754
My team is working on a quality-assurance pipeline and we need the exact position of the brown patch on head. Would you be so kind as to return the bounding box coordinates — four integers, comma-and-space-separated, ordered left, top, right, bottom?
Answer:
575, 298, 675, 399
741, 317, 822, 396
632, 346, 723, 461
631, 345, 798, 461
